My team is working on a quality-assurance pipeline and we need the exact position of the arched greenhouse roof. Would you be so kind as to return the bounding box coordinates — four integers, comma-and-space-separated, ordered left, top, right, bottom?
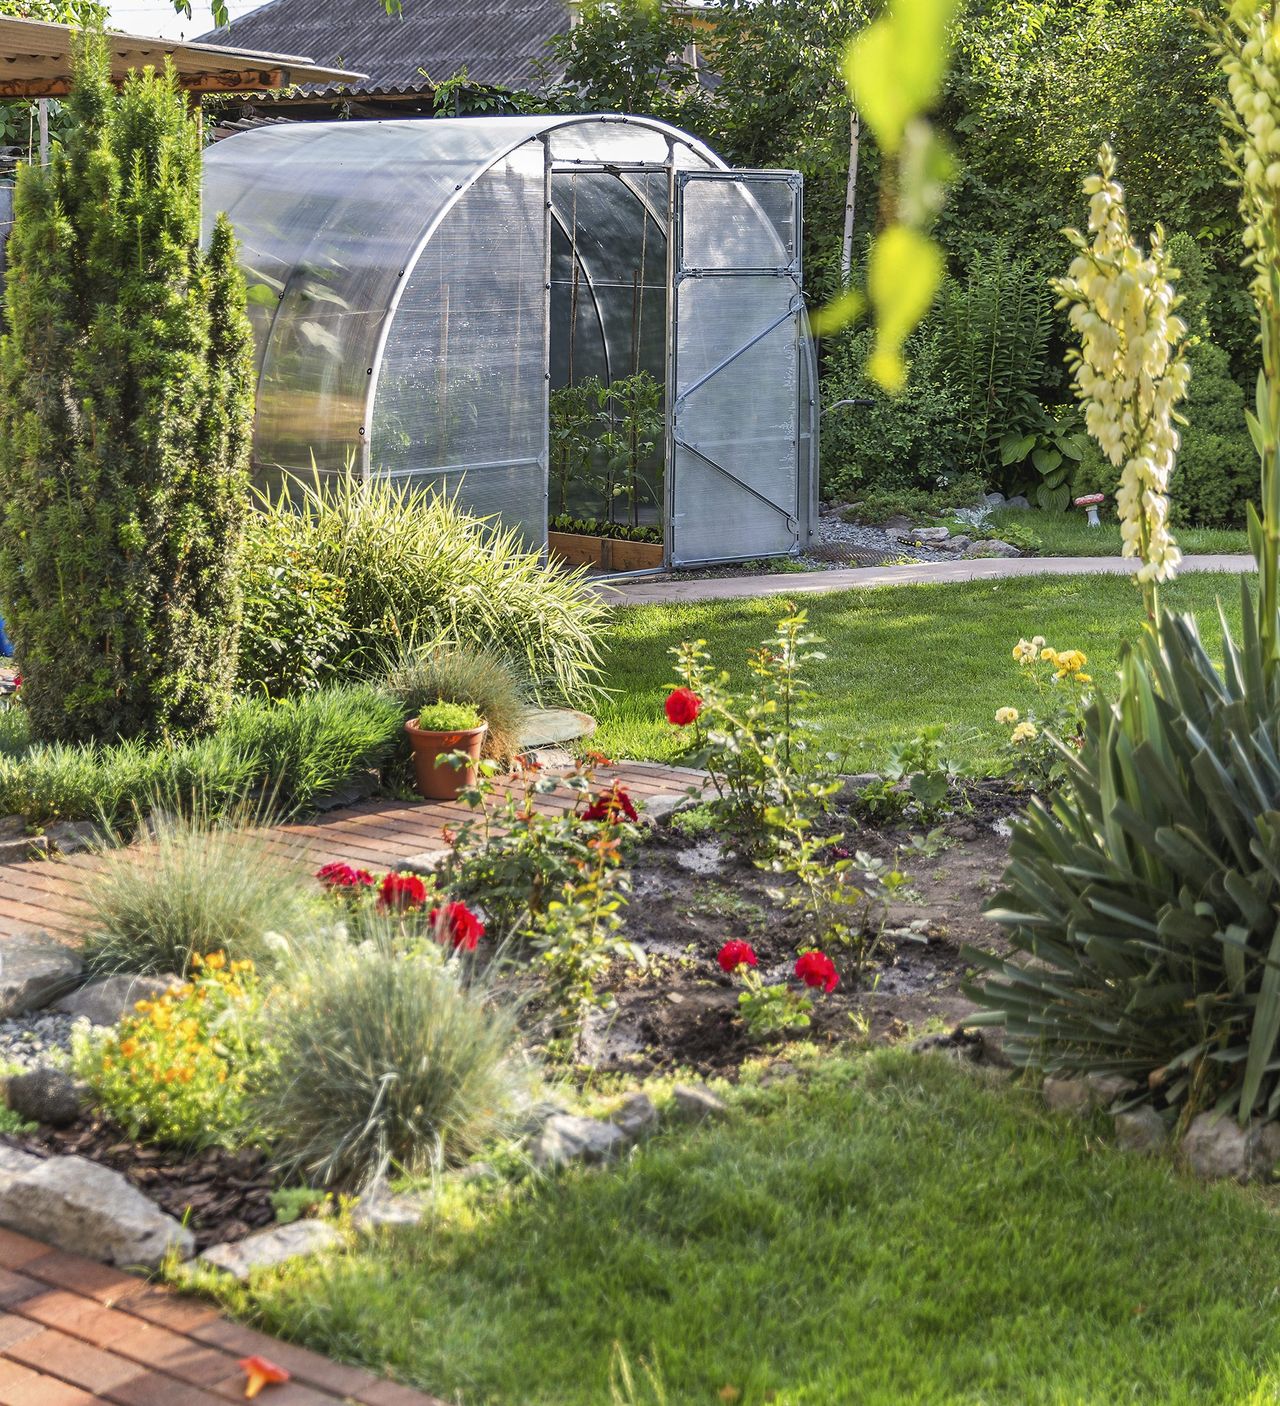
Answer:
202, 114, 724, 486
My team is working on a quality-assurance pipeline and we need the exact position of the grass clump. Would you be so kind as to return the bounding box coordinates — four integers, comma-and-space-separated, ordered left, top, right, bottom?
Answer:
385, 645, 527, 763
82, 808, 320, 977
256, 473, 608, 703
990, 507, 1249, 558
412, 700, 484, 732
257, 925, 527, 1190
215, 1049, 1280, 1404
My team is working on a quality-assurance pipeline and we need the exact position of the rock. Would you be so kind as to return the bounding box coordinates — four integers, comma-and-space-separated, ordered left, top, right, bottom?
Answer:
1181, 1113, 1280, 1182
1043, 1072, 1137, 1116
54, 973, 178, 1026
982, 491, 1006, 507
446, 1161, 496, 1184
513, 1097, 570, 1136
1005, 495, 1031, 509
674, 840, 725, 876
4, 1066, 83, 1127
943, 535, 972, 553
0, 1146, 41, 1182
839, 772, 883, 800
530, 1113, 627, 1169
907, 525, 952, 543
44, 820, 104, 856
881, 514, 912, 530
0, 834, 46, 864
398, 849, 450, 878
351, 1191, 430, 1233
962, 539, 1022, 559
0, 935, 82, 1018
521, 746, 575, 771
199, 1219, 340, 1279
1114, 1106, 1169, 1156
610, 1092, 659, 1141
640, 793, 697, 825
0, 1155, 193, 1267
910, 1029, 985, 1063
671, 1084, 728, 1122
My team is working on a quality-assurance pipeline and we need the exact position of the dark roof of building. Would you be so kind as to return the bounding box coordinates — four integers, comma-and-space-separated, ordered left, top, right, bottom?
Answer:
196, 0, 571, 94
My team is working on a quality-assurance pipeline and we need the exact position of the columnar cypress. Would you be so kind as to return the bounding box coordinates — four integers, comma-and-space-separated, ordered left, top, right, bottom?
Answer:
0, 32, 253, 743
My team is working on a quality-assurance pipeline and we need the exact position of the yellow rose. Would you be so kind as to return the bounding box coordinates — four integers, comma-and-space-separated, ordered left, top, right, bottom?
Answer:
1011, 721, 1039, 745
995, 707, 1019, 725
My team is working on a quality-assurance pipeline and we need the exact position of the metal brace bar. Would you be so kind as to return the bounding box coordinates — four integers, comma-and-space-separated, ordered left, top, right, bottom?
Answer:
673, 436, 798, 530
673, 298, 804, 411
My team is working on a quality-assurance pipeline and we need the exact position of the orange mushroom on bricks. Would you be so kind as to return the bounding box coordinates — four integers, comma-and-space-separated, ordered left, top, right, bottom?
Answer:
1074, 492, 1105, 527
239, 1355, 290, 1398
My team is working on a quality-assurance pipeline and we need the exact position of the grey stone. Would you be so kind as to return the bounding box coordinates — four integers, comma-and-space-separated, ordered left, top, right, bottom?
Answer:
907, 525, 952, 543
1043, 1072, 1137, 1116
910, 1029, 985, 1063
521, 746, 576, 771
0, 834, 46, 864
0, 1155, 193, 1267
640, 793, 697, 825
5, 1066, 83, 1127
838, 772, 883, 800
513, 1097, 570, 1136
0, 935, 82, 1018
962, 539, 1022, 559
983, 492, 1007, 506
54, 974, 178, 1027
1114, 1106, 1169, 1156
1085, 1072, 1140, 1104
943, 535, 972, 553
1180, 1114, 1280, 1182
44, 820, 104, 856
0, 1146, 41, 1182
610, 1092, 659, 1141
674, 840, 725, 876
1005, 495, 1031, 510
530, 1113, 627, 1169
351, 1191, 430, 1233
398, 849, 450, 878
199, 1219, 340, 1280
671, 1083, 728, 1122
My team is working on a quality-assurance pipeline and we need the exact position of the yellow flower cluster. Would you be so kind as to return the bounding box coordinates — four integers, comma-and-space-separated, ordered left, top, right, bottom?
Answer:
1052, 144, 1188, 586
1221, 2, 1280, 306
1012, 636, 1046, 666
1040, 646, 1092, 684
79, 952, 262, 1148
1010, 721, 1039, 745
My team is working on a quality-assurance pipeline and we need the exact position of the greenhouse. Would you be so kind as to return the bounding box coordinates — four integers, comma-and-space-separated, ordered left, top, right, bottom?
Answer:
202, 113, 817, 569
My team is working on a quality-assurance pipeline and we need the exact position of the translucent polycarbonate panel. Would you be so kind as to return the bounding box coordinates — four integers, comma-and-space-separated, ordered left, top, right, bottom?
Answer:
547, 119, 672, 165
798, 330, 818, 544
372, 146, 547, 546
678, 171, 797, 271
669, 172, 804, 567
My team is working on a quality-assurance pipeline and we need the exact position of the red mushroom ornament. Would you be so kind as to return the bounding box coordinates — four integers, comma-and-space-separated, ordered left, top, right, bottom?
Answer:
1074, 492, 1105, 527
239, 1356, 290, 1398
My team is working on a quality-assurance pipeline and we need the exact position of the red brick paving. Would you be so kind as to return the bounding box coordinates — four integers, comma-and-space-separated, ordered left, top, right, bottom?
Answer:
0, 759, 701, 1401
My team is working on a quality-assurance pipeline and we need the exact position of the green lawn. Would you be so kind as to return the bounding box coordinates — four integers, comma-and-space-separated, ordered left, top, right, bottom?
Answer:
591, 571, 1252, 773
987, 507, 1250, 558
216, 1051, 1280, 1405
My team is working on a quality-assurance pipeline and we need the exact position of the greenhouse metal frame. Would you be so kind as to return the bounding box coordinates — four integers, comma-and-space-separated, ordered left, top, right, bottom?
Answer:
203, 112, 818, 569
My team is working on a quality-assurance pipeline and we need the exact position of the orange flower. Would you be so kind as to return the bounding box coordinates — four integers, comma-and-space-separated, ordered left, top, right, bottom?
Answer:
118, 1038, 138, 1058
203, 952, 227, 971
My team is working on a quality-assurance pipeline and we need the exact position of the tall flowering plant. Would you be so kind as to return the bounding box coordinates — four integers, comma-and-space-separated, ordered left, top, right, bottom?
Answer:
1052, 144, 1190, 611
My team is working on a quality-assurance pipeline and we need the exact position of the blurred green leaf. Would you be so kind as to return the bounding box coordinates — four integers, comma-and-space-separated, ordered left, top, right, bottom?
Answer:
866, 225, 944, 392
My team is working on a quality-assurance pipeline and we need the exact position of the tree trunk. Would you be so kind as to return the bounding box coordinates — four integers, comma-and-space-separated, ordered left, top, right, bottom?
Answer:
840, 107, 860, 288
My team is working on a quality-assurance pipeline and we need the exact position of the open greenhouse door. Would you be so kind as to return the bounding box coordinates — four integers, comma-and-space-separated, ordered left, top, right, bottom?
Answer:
667, 169, 808, 567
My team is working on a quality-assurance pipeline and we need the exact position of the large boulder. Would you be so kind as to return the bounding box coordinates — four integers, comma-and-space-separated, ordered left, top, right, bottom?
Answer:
4, 1066, 83, 1127
0, 1155, 193, 1267
0, 934, 82, 1017
54, 973, 178, 1027
1181, 1113, 1280, 1182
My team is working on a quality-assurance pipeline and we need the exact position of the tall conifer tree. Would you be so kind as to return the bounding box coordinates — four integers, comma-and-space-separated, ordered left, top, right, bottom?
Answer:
0, 31, 253, 742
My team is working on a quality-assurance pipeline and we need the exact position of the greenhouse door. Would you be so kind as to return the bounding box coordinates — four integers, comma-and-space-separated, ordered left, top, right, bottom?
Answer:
668, 169, 806, 567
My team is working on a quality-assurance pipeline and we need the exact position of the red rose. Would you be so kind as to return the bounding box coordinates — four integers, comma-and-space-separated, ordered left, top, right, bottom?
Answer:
717, 940, 757, 973
794, 950, 839, 992
379, 871, 428, 911
11, 674, 20, 691
581, 784, 639, 824
430, 900, 485, 951
316, 862, 375, 889
664, 687, 703, 727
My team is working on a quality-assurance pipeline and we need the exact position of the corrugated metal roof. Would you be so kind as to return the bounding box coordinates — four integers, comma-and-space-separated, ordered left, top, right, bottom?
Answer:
196, 0, 570, 94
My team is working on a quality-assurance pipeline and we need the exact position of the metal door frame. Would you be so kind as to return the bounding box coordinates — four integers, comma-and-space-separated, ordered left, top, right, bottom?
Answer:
666, 167, 806, 568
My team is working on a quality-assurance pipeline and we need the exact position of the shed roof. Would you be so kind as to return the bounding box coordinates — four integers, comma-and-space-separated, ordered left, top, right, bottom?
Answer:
0, 14, 364, 98
197, 0, 570, 95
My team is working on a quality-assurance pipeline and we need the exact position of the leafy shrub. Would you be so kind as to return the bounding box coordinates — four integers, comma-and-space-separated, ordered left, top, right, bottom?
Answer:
819, 321, 969, 502
970, 602, 1280, 1122
257, 927, 527, 1188
82, 809, 321, 976
936, 244, 1052, 490
77, 952, 265, 1148
251, 473, 607, 703
384, 646, 527, 764
840, 478, 986, 524
414, 701, 484, 731
0, 37, 253, 743
238, 510, 349, 699
992, 636, 1093, 789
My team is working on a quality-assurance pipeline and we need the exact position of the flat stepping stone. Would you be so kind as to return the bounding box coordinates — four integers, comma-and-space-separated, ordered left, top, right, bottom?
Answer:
518, 708, 597, 748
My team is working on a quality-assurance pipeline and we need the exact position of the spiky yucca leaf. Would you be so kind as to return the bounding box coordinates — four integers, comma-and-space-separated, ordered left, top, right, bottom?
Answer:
969, 581, 1280, 1123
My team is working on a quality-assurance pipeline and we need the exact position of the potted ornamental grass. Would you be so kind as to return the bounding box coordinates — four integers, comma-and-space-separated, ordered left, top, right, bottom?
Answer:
404, 699, 487, 801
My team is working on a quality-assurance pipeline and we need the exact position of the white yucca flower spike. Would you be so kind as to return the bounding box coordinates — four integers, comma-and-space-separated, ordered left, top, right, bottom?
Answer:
1052, 144, 1190, 586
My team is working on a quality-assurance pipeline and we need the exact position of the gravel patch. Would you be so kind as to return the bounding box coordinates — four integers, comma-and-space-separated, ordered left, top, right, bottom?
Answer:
0, 1012, 82, 1071
804, 509, 956, 565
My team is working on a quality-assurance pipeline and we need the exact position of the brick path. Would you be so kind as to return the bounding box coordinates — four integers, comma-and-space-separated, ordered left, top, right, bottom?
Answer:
0, 759, 702, 944
0, 759, 701, 1402
597, 552, 1256, 605
0, 1225, 442, 1404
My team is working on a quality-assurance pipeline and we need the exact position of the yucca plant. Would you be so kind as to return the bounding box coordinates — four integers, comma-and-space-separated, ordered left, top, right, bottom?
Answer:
969, 587, 1280, 1120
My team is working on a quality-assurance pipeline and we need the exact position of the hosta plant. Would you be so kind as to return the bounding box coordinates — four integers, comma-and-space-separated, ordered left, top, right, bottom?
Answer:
970, 596, 1280, 1122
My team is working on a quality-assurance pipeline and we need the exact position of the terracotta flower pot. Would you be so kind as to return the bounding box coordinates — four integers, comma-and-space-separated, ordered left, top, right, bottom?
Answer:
404, 717, 488, 801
